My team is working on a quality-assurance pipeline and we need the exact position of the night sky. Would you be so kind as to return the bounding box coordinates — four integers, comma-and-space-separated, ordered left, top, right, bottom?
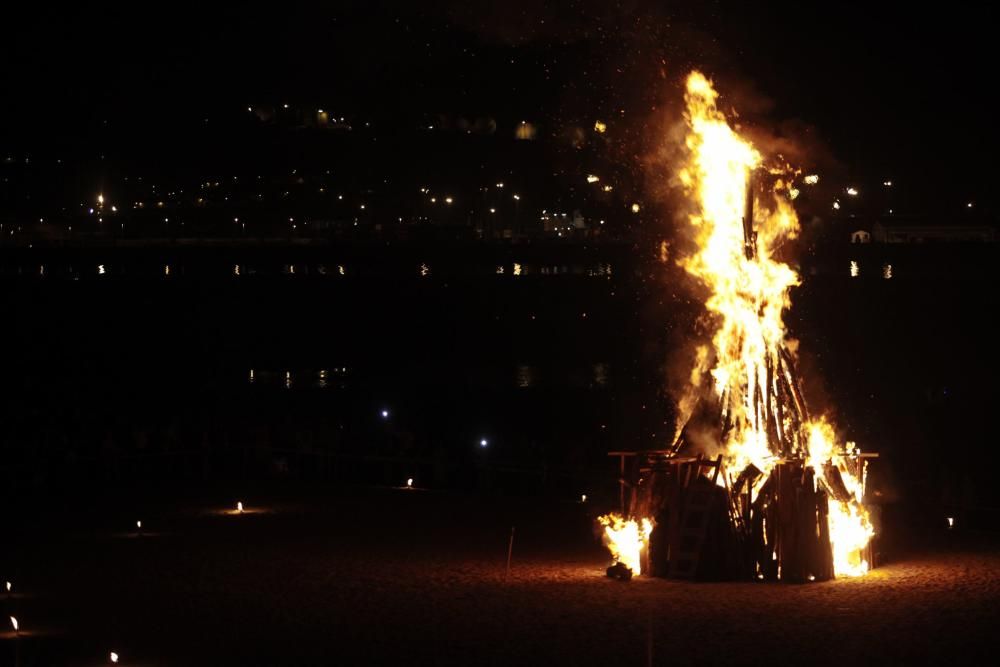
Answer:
2, 1, 996, 213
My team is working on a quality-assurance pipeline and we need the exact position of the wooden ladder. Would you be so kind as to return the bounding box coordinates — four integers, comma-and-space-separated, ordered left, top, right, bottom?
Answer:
668, 455, 722, 579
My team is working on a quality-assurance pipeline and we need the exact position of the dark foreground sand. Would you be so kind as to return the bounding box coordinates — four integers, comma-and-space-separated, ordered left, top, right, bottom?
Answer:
4, 487, 999, 666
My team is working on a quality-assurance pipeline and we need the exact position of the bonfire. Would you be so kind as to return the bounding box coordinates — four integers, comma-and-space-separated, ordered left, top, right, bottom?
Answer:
599, 71, 875, 581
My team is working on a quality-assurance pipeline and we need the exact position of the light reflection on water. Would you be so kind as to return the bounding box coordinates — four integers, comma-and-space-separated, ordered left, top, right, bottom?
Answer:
593, 362, 610, 387
243, 364, 610, 391
516, 364, 536, 388
4, 262, 618, 279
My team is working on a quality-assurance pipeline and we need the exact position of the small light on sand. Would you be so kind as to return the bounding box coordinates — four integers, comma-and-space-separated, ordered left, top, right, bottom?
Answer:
110, 651, 119, 663
807, 574, 816, 581
581, 494, 587, 503
10, 616, 17, 632
406, 478, 413, 488
237, 501, 244, 513
4, 581, 10, 592
136, 520, 142, 530
947, 517, 955, 528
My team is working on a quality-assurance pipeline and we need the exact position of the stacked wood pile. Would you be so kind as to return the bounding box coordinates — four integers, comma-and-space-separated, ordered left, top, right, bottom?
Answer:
610, 450, 875, 581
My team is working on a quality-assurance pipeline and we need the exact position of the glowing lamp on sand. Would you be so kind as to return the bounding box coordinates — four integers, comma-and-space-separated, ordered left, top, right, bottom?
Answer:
947, 517, 955, 529
10, 616, 17, 633
110, 651, 119, 663
406, 478, 413, 488
237, 501, 244, 513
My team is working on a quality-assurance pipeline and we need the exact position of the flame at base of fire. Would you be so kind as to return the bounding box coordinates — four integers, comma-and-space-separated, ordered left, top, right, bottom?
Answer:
597, 513, 653, 575
827, 498, 874, 577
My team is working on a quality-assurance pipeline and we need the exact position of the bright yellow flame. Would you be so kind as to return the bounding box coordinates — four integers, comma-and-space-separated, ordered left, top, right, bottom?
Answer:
631, 203, 641, 213
804, 174, 819, 185
586, 174, 600, 183
677, 71, 873, 577
597, 513, 653, 574
594, 120, 607, 133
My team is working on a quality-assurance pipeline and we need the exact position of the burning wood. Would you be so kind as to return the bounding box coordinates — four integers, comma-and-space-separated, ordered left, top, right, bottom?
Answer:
597, 71, 877, 581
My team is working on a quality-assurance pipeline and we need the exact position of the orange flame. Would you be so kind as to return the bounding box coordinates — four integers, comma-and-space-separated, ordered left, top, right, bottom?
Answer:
678, 71, 873, 577
597, 513, 654, 575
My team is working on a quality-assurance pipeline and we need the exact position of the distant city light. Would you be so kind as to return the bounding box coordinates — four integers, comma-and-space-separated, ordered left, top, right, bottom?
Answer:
445, 197, 453, 204
594, 120, 607, 133
512, 194, 520, 201
882, 264, 893, 280
832, 201, 841, 210
381, 409, 389, 419
489, 208, 496, 213
581, 494, 587, 502
947, 516, 955, 528
850, 260, 859, 278
846, 187, 859, 196
406, 478, 413, 488
586, 174, 600, 183
631, 203, 640, 213
236, 501, 244, 513
804, 174, 819, 185
480, 438, 488, 447
110, 651, 119, 663
967, 202, 974, 208
883, 180, 893, 187
496, 182, 504, 188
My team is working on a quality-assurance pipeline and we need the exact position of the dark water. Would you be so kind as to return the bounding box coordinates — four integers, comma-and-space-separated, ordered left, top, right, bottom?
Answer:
2, 240, 998, 538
